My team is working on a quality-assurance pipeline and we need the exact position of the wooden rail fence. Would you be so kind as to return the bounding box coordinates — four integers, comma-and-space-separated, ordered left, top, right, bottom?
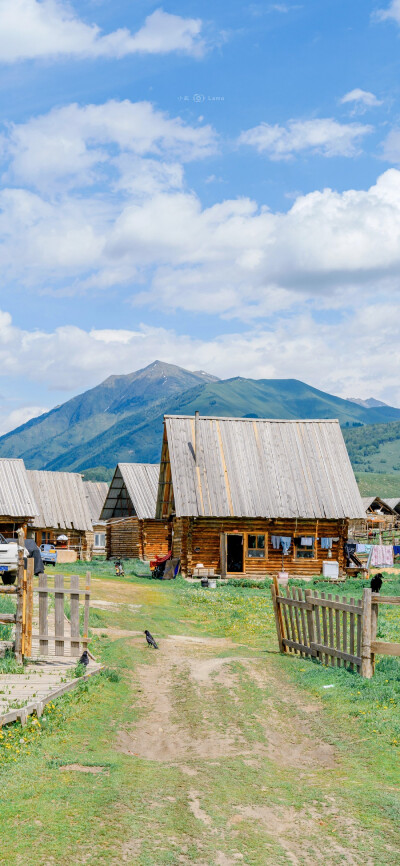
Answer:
271, 576, 400, 677
33, 572, 91, 657
0, 529, 91, 660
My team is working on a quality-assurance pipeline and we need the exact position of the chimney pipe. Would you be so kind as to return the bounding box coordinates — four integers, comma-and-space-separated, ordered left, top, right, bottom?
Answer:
195, 411, 200, 466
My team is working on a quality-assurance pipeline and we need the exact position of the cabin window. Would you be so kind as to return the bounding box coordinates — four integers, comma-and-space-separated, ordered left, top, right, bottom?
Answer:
247, 534, 266, 558
94, 533, 106, 549
294, 537, 315, 559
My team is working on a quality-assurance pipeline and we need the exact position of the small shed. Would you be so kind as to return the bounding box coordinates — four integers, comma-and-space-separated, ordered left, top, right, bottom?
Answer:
100, 463, 169, 561
28, 470, 94, 560
84, 481, 109, 555
0, 458, 38, 537
156, 414, 365, 577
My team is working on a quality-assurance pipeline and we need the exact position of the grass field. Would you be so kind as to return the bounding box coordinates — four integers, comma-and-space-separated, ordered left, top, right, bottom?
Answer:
0, 563, 400, 864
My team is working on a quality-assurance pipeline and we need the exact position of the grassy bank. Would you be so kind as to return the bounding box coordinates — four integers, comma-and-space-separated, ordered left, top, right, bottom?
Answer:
0, 564, 399, 864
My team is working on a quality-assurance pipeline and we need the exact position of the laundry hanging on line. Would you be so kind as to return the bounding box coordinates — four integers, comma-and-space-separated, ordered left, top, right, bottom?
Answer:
370, 545, 394, 568
320, 538, 333, 550
271, 535, 292, 552
300, 537, 313, 546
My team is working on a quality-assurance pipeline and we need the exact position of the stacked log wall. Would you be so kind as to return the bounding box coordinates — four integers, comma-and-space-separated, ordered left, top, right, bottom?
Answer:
141, 520, 170, 560
106, 517, 169, 560
174, 517, 348, 577
106, 517, 141, 559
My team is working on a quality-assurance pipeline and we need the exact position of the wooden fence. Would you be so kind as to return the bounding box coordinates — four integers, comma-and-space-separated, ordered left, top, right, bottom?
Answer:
271, 576, 400, 677
0, 529, 91, 660
32, 572, 91, 658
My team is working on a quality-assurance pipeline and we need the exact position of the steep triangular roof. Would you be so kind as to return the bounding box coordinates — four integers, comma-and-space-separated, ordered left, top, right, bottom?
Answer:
157, 416, 365, 520
100, 464, 159, 520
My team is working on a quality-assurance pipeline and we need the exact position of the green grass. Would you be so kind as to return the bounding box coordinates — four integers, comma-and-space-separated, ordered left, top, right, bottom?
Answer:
355, 471, 400, 497
0, 562, 399, 864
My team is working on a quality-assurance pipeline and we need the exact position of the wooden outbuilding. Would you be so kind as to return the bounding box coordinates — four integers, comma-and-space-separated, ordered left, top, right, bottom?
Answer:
156, 414, 365, 578
0, 458, 38, 538
101, 463, 169, 561
84, 481, 109, 556
27, 470, 94, 560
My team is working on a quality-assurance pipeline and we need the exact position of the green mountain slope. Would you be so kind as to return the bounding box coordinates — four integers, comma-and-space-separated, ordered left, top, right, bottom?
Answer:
2, 364, 400, 474
0, 361, 218, 468
343, 421, 400, 475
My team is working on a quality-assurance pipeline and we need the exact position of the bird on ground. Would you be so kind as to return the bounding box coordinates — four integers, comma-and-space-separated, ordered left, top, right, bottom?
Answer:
79, 650, 90, 666
145, 629, 158, 649
371, 573, 383, 593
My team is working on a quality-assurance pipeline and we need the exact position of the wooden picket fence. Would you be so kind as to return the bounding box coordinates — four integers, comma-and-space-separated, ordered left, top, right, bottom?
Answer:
32, 572, 91, 658
0, 531, 91, 660
271, 576, 400, 677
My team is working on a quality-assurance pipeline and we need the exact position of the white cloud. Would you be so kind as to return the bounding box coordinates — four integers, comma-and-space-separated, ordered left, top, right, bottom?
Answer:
0, 2, 205, 63
2, 100, 216, 192
381, 128, 400, 163
375, 1, 400, 24
0, 308, 399, 409
1, 101, 400, 330
340, 89, 382, 110
238, 117, 372, 159
0, 404, 49, 435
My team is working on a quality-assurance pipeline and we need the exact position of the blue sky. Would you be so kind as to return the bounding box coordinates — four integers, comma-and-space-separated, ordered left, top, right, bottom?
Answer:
0, 0, 400, 431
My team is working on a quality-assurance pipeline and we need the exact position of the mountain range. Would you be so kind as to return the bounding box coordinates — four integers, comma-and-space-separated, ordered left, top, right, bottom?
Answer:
1, 360, 400, 476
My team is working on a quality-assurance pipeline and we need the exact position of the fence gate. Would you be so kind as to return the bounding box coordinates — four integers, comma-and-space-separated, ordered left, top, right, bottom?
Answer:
271, 576, 400, 677
32, 572, 91, 658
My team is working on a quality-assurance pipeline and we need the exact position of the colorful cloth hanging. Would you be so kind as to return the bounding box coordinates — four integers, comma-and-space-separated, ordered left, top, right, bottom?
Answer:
371, 545, 394, 567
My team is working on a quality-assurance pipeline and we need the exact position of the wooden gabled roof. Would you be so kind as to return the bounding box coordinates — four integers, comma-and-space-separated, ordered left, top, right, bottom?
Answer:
0, 458, 38, 520
100, 463, 159, 520
28, 470, 93, 532
157, 415, 365, 520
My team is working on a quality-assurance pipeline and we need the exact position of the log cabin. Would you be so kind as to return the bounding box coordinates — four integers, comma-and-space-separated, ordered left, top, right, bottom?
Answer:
84, 480, 109, 556
100, 463, 169, 561
155, 414, 365, 578
0, 458, 38, 538
27, 470, 94, 560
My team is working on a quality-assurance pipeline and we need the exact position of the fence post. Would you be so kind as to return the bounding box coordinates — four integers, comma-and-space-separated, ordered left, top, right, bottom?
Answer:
14, 528, 25, 663
361, 587, 373, 678
304, 589, 316, 655
370, 597, 379, 674
39, 572, 49, 656
54, 573, 64, 656
83, 571, 91, 648
24, 557, 34, 658
271, 575, 285, 653
70, 575, 80, 657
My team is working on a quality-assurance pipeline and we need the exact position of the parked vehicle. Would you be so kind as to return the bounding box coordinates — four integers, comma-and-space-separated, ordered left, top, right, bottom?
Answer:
0, 533, 27, 585
40, 543, 58, 566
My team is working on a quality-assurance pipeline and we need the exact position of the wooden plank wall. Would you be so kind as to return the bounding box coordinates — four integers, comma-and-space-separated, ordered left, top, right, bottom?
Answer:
107, 517, 169, 560
173, 517, 348, 577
